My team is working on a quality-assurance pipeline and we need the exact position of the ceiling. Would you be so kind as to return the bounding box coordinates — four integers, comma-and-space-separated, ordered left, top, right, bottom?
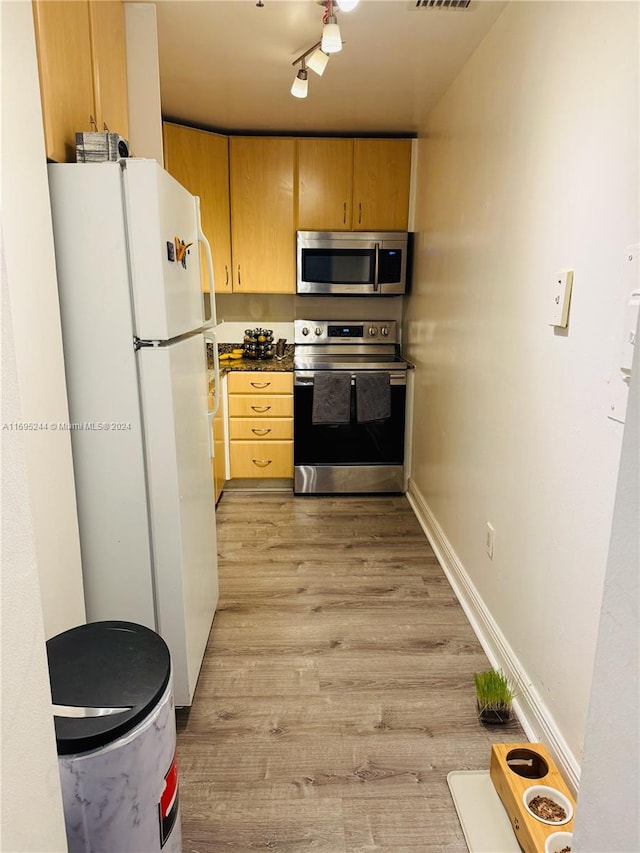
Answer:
154, 0, 507, 136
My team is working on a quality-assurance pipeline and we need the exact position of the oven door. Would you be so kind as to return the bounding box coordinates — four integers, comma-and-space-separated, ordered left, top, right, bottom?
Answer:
293, 370, 406, 494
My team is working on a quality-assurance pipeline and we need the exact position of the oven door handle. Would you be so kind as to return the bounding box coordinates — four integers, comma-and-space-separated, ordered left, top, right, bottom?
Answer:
295, 372, 407, 386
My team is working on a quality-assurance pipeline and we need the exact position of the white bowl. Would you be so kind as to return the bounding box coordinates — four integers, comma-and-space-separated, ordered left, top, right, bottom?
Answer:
545, 830, 573, 853
522, 785, 573, 826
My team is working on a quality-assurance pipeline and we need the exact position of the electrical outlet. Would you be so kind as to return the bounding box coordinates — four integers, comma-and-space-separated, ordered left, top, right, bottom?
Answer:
486, 523, 494, 559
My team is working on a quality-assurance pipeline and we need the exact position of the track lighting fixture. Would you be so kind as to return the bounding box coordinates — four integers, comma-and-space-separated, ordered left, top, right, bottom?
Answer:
290, 0, 359, 99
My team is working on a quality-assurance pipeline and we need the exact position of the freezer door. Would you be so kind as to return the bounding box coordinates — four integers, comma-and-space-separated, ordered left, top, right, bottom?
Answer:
138, 334, 219, 705
123, 159, 205, 341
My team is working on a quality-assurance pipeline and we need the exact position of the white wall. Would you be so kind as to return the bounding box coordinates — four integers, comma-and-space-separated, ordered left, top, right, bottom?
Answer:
573, 311, 639, 849
1, 0, 86, 638
1, 228, 67, 852
404, 0, 639, 784
125, 2, 164, 163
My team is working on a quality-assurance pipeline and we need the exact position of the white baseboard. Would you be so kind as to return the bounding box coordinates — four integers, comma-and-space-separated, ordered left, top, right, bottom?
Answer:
406, 478, 581, 796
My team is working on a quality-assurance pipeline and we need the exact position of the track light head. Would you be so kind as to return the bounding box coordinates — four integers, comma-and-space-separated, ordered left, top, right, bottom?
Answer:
291, 64, 309, 98
307, 47, 330, 77
321, 15, 342, 53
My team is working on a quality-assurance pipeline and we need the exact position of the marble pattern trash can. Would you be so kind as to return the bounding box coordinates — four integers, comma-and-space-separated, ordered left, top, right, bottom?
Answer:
47, 621, 181, 853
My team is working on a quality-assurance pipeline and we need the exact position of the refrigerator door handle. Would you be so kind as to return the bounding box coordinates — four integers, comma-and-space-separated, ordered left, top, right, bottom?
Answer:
203, 329, 220, 418
195, 196, 217, 327
207, 411, 215, 459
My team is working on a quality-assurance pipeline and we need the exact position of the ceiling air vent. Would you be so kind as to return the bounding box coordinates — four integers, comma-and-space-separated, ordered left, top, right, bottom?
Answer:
409, 0, 471, 9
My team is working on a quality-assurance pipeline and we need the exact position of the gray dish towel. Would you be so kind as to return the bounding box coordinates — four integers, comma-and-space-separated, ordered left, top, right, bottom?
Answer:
356, 373, 391, 423
312, 373, 352, 425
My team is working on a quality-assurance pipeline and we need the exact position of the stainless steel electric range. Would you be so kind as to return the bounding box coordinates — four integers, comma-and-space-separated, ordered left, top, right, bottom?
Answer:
293, 319, 409, 495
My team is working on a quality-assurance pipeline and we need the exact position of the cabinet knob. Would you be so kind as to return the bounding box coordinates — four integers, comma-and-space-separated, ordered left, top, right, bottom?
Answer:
251, 405, 271, 413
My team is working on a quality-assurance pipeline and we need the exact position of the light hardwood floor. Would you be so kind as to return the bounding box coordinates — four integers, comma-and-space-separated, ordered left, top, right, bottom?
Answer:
176, 493, 524, 852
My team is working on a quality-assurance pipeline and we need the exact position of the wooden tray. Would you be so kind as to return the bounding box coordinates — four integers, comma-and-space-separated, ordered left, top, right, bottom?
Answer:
490, 743, 575, 853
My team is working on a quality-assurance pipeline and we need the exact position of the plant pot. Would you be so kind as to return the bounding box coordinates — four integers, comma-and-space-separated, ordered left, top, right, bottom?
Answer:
477, 701, 511, 725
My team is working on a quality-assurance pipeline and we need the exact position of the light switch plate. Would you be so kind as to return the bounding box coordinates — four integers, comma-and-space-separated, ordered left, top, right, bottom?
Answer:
550, 270, 574, 327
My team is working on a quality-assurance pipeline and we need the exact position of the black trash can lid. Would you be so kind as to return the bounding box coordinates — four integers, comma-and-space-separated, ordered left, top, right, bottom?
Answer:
47, 621, 171, 755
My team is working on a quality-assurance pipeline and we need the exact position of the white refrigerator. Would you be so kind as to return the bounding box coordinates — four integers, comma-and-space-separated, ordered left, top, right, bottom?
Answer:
48, 159, 220, 706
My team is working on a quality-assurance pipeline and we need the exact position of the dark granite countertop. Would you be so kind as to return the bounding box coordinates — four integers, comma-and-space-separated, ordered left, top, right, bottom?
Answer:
207, 343, 294, 386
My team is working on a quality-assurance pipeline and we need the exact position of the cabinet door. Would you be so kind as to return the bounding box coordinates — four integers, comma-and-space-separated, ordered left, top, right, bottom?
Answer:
230, 138, 295, 294
297, 138, 353, 231
32, 0, 95, 163
353, 139, 412, 231
163, 123, 233, 294
88, 1, 129, 139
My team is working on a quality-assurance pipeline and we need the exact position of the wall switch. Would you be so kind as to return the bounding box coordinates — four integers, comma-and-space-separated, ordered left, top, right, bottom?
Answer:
486, 522, 494, 560
550, 270, 574, 327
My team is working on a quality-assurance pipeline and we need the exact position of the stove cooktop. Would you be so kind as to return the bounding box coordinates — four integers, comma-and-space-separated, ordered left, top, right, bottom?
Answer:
294, 319, 408, 371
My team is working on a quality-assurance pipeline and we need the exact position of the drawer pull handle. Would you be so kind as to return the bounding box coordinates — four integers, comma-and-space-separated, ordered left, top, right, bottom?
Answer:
252, 428, 271, 436
252, 459, 272, 468
251, 406, 271, 413
250, 382, 271, 389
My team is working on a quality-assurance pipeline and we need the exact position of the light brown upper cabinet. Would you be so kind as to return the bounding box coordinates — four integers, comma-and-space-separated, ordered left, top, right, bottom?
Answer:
297, 138, 354, 231
297, 137, 412, 232
229, 137, 296, 294
33, 0, 129, 163
352, 139, 412, 231
163, 123, 232, 294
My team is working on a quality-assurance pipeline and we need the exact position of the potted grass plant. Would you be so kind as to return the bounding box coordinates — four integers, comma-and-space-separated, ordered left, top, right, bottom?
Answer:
474, 668, 514, 725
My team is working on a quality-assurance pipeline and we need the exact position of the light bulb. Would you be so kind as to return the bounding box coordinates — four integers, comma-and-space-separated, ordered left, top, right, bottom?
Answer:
307, 48, 330, 77
291, 68, 308, 98
336, 0, 360, 10
321, 17, 342, 54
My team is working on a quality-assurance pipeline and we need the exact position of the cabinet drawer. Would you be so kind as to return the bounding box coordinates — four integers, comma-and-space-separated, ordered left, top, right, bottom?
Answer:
229, 417, 293, 441
228, 371, 293, 395
230, 441, 293, 478
228, 395, 293, 418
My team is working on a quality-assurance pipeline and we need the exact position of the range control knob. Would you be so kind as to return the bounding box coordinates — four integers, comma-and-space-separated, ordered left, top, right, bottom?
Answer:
315, 327, 323, 336
301, 326, 310, 336
381, 326, 390, 337
368, 326, 379, 337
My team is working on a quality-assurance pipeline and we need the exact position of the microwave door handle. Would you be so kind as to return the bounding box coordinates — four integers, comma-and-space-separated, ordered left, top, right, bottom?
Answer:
373, 242, 380, 292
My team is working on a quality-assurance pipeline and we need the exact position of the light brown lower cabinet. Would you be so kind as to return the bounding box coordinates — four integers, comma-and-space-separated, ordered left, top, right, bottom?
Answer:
228, 372, 293, 479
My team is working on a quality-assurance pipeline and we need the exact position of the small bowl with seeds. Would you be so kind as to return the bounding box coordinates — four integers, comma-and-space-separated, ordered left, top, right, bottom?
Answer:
522, 785, 573, 825
544, 830, 573, 853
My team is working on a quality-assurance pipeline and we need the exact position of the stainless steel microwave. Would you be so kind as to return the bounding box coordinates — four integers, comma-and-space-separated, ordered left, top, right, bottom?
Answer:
296, 231, 410, 296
